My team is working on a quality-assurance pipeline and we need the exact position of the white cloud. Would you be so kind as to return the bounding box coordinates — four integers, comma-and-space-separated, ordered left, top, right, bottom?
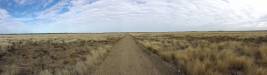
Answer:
0, 9, 10, 19
0, 8, 30, 33
1, 0, 267, 33
39, 0, 264, 32
32, 0, 183, 32
36, 0, 70, 19
14, 0, 53, 6
15, 0, 29, 5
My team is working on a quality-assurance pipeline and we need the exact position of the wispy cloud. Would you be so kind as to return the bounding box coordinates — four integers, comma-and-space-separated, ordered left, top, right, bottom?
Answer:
0, 0, 267, 33
14, 0, 30, 5
0, 8, 30, 33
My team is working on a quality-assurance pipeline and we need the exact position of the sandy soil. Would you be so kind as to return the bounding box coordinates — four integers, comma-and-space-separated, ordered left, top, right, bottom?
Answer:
92, 35, 179, 75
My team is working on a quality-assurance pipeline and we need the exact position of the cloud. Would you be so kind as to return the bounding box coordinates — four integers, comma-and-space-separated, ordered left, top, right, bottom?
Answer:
38, 0, 262, 32
0, 9, 10, 19
1, 0, 267, 33
32, 0, 183, 32
14, 0, 54, 6
14, 0, 30, 5
36, 0, 71, 19
0, 8, 30, 33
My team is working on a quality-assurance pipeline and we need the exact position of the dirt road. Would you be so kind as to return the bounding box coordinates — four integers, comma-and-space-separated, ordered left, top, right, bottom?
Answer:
92, 35, 179, 75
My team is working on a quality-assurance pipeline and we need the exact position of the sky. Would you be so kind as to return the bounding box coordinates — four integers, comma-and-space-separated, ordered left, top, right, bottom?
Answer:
0, 0, 267, 33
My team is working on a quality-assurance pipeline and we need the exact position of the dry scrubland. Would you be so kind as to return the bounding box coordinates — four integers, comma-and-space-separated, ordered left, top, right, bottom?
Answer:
132, 32, 267, 75
0, 33, 122, 75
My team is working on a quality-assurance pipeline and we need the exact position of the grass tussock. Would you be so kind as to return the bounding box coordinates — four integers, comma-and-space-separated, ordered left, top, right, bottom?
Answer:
132, 32, 267, 75
0, 34, 122, 75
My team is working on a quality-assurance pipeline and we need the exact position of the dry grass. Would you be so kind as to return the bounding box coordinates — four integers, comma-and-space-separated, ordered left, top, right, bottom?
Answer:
0, 33, 122, 75
132, 32, 267, 75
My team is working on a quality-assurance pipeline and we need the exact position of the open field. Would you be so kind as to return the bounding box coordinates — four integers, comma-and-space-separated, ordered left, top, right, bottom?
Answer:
0, 33, 122, 75
1, 32, 267, 75
0, 33, 181, 75
132, 32, 267, 75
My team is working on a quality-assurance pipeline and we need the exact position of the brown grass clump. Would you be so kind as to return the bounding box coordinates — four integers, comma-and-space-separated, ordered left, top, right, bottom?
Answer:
0, 33, 122, 75
132, 32, 267, 75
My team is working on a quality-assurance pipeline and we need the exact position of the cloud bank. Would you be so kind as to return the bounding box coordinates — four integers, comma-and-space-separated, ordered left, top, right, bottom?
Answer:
0, 0, 267, 33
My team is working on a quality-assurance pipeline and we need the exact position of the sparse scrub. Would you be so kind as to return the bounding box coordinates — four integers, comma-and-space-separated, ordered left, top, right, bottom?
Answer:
0, 33, 122, 75
132, 32, 267, 75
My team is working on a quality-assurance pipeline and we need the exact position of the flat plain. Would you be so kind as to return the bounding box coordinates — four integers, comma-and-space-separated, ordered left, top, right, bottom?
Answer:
0, 32, 267, 75
132, 32, 267, 75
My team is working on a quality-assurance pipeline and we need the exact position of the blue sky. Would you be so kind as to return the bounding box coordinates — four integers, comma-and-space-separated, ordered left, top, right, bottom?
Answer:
0, 0, 267, 33
0, 0, 62, 17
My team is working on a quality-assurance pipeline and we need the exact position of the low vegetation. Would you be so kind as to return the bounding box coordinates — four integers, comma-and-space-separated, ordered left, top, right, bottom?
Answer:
0, 33, 122, 75
132, 32, 267, 75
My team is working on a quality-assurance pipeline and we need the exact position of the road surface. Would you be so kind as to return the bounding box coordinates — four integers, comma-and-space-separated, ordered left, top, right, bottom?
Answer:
92, 35, 179, 75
